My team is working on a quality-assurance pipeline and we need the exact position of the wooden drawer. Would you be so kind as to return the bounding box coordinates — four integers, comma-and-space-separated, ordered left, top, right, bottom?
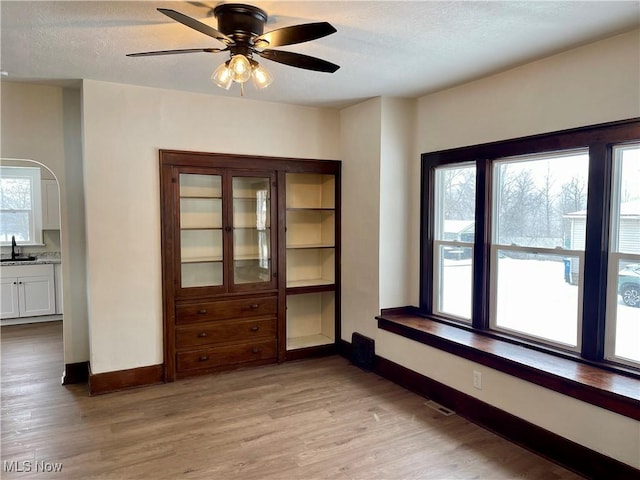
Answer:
176, 317, 276, 349
176, 340, 277, 372
176, 296, 277, 324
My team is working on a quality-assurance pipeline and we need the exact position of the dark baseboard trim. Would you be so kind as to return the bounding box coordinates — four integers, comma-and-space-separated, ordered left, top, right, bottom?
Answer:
62, 361, 89, 385
339, 341, 638, 479
89, 364, 164, 395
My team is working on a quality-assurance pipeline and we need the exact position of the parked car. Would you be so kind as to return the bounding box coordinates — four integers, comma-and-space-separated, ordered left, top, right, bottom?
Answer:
618, 264, 640, 308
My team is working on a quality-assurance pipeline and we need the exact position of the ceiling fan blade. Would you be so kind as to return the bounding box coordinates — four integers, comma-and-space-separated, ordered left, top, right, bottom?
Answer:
254, 22, 336, 48
257, 50, 340, 73
157, 8, 233, 45
127, 48, 224, 57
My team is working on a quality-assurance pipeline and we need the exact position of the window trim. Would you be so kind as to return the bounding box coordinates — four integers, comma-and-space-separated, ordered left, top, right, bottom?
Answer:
0, 166, 43, 246
420, 118, 640, 375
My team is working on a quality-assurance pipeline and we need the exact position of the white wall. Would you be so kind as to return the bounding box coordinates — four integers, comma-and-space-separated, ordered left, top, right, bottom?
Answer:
81, 80, 340, 373
417, 29, 640, 152
1, 82, 89, 365
379, 97, 419, 309
339, 98, 382, 340
371, 29, 640, 467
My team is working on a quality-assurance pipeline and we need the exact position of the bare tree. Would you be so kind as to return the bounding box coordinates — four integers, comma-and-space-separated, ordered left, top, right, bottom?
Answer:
442, 166, 476, 221
559, 176, 587, 215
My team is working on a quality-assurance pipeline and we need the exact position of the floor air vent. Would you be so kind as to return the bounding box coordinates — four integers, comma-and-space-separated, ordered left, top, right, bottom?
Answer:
424, 399, 456, 416
351, 332, 375, 370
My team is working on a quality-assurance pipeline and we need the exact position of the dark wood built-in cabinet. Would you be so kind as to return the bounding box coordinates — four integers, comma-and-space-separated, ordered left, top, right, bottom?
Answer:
160, 150, 341, 380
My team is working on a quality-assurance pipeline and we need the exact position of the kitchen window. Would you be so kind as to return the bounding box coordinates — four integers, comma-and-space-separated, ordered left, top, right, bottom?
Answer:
0, 166, 43, 245
420, 119, 640, 373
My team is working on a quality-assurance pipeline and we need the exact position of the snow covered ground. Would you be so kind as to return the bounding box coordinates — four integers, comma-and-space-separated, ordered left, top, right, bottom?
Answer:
439, 258, 639, 362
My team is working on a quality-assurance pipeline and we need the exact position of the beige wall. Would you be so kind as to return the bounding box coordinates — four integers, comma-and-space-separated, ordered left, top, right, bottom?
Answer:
339, 97, 382, 340
379, 97, 419, 309
81, 80, 340, 373
1, 82, 89, 365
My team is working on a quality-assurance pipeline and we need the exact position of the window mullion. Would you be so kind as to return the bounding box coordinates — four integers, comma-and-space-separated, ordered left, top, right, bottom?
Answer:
472, 159, 490, 330
581, 142, 611, 361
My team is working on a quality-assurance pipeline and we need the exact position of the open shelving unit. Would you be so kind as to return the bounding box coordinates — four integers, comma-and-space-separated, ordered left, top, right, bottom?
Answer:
285, 173, 338, 353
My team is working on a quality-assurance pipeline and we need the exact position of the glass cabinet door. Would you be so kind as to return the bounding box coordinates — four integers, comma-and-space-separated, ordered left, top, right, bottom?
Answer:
232, 175, 273, 286
179, 173, 224, 288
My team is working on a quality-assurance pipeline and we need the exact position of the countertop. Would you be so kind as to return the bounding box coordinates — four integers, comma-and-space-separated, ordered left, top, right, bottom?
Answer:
0, 252, 61, 266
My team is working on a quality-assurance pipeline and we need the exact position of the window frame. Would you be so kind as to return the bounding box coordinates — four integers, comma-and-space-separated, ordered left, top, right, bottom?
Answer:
604, 143, 640, 368
0, 166, 43, 246
432, 162, 476, 323
420, 118, 640, 375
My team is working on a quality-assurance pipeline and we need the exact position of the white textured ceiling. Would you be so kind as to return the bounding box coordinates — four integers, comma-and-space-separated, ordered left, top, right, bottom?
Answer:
2, 1, 639, 108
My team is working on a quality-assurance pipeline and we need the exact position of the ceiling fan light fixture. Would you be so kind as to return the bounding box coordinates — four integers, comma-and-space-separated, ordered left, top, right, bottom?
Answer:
252, 64, 273, 89
228, 54, 252, 83
211, 61, 233, 89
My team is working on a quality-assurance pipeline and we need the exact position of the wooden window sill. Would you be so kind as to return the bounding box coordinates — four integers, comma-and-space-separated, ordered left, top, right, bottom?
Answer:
377, 308, 640, 420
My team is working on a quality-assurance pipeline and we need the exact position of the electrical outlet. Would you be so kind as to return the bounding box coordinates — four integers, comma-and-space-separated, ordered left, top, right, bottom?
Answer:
473, 370, 482, 390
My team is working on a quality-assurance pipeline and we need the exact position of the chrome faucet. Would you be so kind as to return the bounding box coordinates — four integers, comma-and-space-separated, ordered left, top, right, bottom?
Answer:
11, 235, 17, 259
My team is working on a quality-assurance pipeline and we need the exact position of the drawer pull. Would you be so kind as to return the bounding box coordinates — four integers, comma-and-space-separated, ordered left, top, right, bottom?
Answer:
198, 355, 209, 362
197, 332, 208, 338
197, 309, 208, 315
250, 326, 259, 332
250, 304, 259, 309
252, 347, 260, 354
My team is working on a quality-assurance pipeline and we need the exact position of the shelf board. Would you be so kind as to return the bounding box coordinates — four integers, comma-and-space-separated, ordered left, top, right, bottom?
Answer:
180, 227, 222, 231
286, 207, 335, 212
234, 255, 271, 261
286, 244, 334, 249
181, 257, 223, 264
287, 278, 334, 288
180, 195, 222, 199
287, 334, 334, 351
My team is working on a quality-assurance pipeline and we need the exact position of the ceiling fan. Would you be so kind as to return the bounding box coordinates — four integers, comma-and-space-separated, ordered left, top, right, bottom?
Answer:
127, 4, 340, 93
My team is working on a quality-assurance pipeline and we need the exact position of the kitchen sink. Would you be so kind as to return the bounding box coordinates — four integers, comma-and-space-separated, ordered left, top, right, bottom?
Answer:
1, 256, 37, 262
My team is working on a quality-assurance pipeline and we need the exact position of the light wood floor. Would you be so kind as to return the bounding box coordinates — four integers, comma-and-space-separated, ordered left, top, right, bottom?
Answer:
1, 322, 583, 479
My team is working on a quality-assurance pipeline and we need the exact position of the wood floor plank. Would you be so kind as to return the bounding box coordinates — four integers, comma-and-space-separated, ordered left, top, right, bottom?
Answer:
1, 322, 584, 479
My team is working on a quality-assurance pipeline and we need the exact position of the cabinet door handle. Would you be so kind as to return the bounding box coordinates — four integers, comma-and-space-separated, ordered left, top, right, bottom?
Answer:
250, 304, 259, 309
250, 326, 259, 332
197, 332, 208, 338
251, 347, 260, 354
197, 309, 208, 315
198, 355, 209, 362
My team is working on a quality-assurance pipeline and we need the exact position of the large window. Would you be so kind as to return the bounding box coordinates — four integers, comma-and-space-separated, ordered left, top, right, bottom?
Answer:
0, 166, 42, 245
491, 151, 588, 350
421, 119, 640, 372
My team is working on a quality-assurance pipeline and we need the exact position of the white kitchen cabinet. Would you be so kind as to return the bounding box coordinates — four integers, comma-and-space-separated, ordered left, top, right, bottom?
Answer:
54, 263, 63, 314
41, 179, 60, 230
0, 264, 56, 319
